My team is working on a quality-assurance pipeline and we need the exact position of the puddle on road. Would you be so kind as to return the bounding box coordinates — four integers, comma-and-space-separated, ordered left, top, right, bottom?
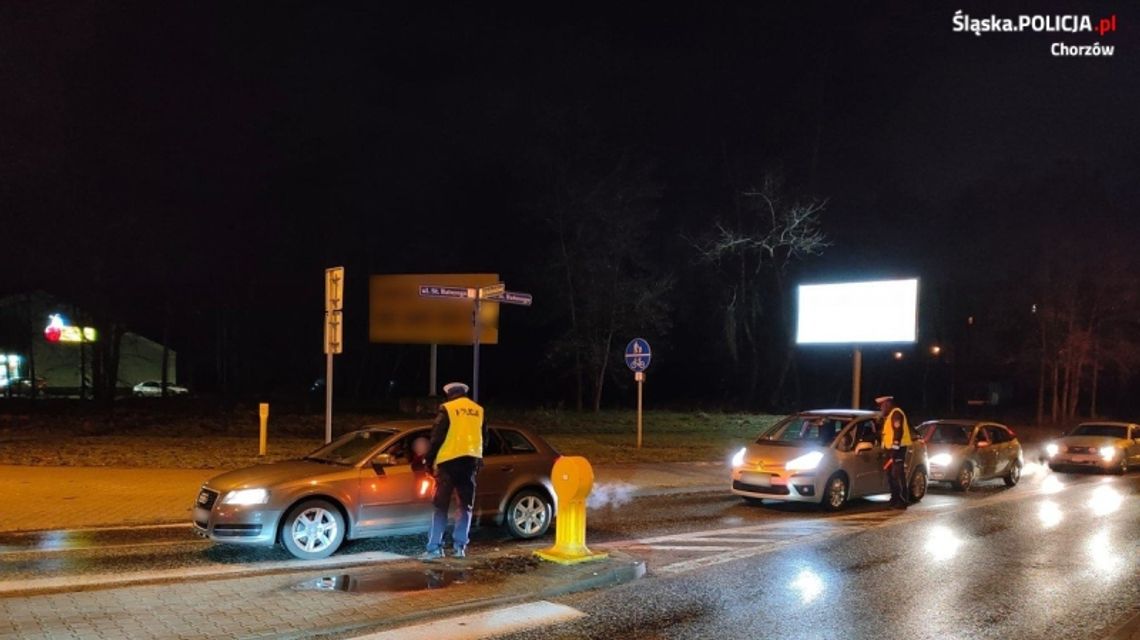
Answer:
294, 555, 540, 594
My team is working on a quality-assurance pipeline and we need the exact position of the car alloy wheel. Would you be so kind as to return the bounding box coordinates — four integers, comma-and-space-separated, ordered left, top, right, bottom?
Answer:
281, 499, 345, 560
954, 464, 974, 491
822, 474, 847, 511
505, 490, 552, 539
1004, 461, 1021, 486
909, 467, 927, 503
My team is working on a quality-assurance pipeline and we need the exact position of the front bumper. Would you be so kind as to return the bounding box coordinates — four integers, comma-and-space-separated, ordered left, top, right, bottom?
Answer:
1048, 455, 1117, 471
192, 491, 283, 546
928, 463, 960, 482
730, 468, 820, 503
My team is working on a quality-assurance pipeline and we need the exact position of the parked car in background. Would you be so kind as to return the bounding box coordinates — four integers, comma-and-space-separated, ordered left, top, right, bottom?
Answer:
1046, 422, 1139, 474
731, 409, 929, 511
132, 380, 189, 397
0, 376, 47, 397
919, 420, 1023, 490
193, 421, 559, 559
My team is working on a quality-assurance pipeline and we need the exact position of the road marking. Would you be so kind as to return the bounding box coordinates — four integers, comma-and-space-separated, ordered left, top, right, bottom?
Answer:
639, 545, 741, 551
0, 551, 406, 596
347, 600, 586, 640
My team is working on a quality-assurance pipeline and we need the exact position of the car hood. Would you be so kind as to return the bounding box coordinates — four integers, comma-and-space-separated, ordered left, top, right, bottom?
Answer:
742, 442, 824, 468
204, 460, 349, 492
926, 443, 973, 456
1057, 435, 1127, 448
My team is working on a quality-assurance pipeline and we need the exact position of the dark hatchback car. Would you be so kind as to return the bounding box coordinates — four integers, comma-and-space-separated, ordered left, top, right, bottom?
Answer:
193, 421, 560, 559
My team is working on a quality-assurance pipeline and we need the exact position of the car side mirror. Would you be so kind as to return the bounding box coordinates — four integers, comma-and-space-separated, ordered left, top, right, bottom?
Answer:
371, 454, 395, 474
855, 442, 874, 453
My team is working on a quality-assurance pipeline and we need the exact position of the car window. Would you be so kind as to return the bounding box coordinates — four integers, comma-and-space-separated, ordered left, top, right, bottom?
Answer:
484, 429, 507, 457
986, 426, 1011, 444
306, 429, 398, 465
974, 427, 991, 444
924, 423, 971, 445
498, 429, 538, 454
1070, 424, 1128, 439
381, 430, 431, 465
758, 416, 846, 446
854, 419, 878, 445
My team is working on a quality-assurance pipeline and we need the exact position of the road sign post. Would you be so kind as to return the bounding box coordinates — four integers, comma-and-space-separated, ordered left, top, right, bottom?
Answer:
419, 282, 533, 402
324, 266, 344, 444
624, 338, 652, 448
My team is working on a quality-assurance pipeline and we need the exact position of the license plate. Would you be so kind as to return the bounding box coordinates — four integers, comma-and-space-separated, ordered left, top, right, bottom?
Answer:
770, 477, 787, 485
742, 473, 771, 487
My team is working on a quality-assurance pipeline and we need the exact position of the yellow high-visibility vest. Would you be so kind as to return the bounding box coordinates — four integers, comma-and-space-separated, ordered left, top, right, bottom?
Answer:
880, 407, 912, 447
435, 397, 485, 465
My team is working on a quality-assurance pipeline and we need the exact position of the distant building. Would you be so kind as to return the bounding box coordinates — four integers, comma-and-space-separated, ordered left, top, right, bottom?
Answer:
0, 292, 176, 396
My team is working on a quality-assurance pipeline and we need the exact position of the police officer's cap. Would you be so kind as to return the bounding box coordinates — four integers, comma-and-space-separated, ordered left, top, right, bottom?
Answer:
874, 395, 894, 405
443, 382, 470, 395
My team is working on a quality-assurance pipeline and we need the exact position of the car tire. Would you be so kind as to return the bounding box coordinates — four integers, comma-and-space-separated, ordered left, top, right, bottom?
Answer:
280, 499, 345, 560
908, 467, 927, 503
1003, 461, 1022, 486
953, 463, 974, 492
504, 489, 553, 539
820, 473, 848, 511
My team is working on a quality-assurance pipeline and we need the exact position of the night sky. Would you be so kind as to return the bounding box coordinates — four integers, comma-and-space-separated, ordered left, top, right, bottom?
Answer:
2, 2, 1137, 412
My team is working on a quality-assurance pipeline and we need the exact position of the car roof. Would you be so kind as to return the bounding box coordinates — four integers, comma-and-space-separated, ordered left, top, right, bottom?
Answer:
920, 419, 981, 426
1075, 421, 1136, 427
357, 420, 541, 435
800, 409, 878, 418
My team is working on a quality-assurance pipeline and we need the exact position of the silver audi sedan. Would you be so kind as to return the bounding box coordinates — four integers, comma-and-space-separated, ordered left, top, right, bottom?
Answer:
919, 420, 1023, 490
193, 421, 559, 559
730, 410, 928, 510
1046, 422, 1140, 474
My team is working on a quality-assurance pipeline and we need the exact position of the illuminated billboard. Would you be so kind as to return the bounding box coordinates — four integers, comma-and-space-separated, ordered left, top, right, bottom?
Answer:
795, 278, 918, 344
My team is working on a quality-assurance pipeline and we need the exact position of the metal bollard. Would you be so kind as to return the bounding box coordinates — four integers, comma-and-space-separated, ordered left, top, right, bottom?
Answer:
258, 403, 269, 456
534, 456, 608, 565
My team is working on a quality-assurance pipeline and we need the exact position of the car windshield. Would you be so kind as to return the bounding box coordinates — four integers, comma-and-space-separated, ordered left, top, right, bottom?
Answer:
1070, 424, 1128, 439
757, 415, 845, 446
923, 423, 972, 445
305, 429, 397, 464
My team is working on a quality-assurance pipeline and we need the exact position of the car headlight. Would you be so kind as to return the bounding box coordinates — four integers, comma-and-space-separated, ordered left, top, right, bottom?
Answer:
1099, 446, 1116, 461
929, 453, 953, 467
1045, 443, 1059, 457
731, 447, 747, 468
221, 488, 269, 505
786, 451, 824, 472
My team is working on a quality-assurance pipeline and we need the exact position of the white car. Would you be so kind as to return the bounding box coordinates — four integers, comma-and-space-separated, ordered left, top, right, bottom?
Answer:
132, 380, 189, 397
1045, 422, 1139, 473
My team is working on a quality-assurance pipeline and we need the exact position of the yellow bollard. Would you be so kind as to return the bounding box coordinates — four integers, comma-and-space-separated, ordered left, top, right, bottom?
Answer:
258, 403, 269, 456
534, 456, 608, 565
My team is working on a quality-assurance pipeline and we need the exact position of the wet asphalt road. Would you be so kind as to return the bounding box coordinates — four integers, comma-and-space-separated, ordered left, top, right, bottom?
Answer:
505, 469, 1140, 640
1, 466, 1137, 640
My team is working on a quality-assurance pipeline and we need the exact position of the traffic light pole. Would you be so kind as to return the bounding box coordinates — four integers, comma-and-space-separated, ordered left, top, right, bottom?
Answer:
472, 298, 481, 402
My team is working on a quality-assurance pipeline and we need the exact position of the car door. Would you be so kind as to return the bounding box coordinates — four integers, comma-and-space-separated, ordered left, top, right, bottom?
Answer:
1129, 425, 1140, 467
356, 430, 434, 534
846, 419, 888, 496
971, 426, 996, 479
984, 425, 1011, 477
474, 429, 512, 518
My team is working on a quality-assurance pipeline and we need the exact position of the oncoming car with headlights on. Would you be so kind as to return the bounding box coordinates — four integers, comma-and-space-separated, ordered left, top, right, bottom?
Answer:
193, 422, 559, 559
731, 410, 928, 510
919, 420, 1023, 491
1045, 422, 1140, 474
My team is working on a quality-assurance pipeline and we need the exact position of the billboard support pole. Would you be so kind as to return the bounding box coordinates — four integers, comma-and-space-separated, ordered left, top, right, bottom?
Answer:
472, 298, 481, 403
851, 347, 862, 409
428, 343, 438, 396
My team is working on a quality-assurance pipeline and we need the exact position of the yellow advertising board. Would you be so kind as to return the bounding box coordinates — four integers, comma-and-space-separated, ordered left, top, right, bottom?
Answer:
369, 274, 500, 345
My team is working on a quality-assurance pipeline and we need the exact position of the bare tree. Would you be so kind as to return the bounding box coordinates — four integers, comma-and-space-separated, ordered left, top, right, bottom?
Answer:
691, 172, 828, 407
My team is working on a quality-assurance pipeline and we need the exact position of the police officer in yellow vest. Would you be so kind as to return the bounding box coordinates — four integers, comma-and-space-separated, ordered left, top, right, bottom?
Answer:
419, 381, 486, 561
876, 395, 913, 510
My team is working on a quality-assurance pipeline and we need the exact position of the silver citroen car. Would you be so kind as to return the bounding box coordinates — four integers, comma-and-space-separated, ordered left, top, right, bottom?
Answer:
919, 420, 1023, 490
193, 421, 559, 559
731, 410, 928, 510
1046, 422, 1140, 474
